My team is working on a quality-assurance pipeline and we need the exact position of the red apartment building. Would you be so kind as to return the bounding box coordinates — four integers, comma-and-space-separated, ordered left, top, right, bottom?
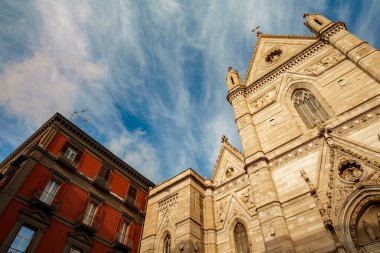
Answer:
0, 113, 155, 253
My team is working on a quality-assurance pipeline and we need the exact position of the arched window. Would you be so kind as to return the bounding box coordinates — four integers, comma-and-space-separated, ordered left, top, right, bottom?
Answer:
292, 89, 329, 128
164, 235, 170, 253
234, 222, 250, 253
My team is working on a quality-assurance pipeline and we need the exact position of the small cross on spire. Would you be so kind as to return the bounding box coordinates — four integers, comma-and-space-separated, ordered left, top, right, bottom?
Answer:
251, 25, 262, 37
221, 135, 228, 143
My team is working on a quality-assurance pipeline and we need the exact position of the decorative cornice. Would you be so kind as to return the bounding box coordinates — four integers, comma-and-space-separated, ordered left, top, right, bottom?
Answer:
0, 113, 155, 189
52, 114, 155, 188
321, 22, 347, 41
0, 120, 54, 170
227, 87, 244, 103
332, 105, 380, 136
269, 137, 322, 168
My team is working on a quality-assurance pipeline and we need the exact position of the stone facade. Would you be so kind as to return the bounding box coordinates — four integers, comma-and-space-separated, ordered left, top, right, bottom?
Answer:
141, 14, 380, 253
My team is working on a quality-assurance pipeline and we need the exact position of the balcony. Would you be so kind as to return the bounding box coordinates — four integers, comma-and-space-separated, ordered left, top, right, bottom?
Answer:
112, 233, 134, 252
124, 196, 138, 210
92, 175, 110, 192
57, 153, 79, 171
75, 213, 100, 234
31, 189, 61, 212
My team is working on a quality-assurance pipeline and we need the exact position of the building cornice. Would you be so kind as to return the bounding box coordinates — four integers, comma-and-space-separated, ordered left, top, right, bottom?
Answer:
0, 113, 155, 189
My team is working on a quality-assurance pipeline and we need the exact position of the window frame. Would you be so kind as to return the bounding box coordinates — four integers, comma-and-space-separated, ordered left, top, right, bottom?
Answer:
7, 225, 36, 253
2, 209, 51, 253
125, 185, 138, 206
77, 194, 104, 232
164, 234, 171, 253
292, 88, 330, 129
62, 231, 93, 253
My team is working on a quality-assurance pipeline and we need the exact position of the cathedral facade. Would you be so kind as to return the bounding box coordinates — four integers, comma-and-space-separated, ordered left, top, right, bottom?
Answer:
140, 14, 380, 253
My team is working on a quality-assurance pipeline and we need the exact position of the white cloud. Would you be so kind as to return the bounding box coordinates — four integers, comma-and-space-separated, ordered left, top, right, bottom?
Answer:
1, 0, 379, 183
106, 130, 160, 182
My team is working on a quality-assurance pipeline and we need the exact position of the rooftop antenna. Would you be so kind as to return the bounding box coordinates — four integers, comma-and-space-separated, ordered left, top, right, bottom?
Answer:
68, 108, 90, 124
251, 25, 262, 37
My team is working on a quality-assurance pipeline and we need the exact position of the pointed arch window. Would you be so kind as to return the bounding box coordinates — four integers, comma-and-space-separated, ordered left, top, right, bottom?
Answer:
164, 235, 170, 253
234, 223, 250, 253
292, 89, 329, 128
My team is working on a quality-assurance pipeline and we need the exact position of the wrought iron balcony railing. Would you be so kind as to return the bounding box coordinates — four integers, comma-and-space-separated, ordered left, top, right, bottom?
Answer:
113, 233, 134, 250
32, 189, 61, 210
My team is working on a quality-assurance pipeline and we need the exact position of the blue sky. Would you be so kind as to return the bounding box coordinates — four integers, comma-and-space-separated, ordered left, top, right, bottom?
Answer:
1, 1, 380, 183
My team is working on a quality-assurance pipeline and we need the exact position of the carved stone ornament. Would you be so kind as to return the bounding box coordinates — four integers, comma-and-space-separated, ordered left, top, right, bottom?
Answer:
337, 78, 349, 87
338, 160, 364, 183
217, 201, 226, 223
300, 50, 344, 76
225, 167, 234, 178
240, 187, 254, 205
264, 47, 284, 64
269, 118, 276, 127
158, 193, 179, 212
248, 88, 277, 113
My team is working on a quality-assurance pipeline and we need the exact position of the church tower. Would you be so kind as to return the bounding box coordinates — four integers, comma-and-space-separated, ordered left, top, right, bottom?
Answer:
141, 14, 380, 253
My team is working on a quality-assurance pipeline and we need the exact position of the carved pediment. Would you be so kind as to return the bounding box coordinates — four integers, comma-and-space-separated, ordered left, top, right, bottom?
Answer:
156, 206, 176, 235
216, 195, 252, 230
212, 137, 245, 187
20, 208, 51, 226
67, 231, 94, 246
244, 35, 317, 86
326, 138, 380, 222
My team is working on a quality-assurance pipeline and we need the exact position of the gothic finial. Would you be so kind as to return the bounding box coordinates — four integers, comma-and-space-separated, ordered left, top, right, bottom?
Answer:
221, 135, 228, 143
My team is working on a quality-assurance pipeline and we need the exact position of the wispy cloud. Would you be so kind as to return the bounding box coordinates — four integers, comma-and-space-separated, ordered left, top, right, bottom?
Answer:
0, 0, 379, 183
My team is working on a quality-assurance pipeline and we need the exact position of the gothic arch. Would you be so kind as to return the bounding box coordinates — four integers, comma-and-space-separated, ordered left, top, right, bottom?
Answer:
155, 229, 174, 253
337, 187, 380, 252
278, 78, 334, 132
227, 216, 252, 253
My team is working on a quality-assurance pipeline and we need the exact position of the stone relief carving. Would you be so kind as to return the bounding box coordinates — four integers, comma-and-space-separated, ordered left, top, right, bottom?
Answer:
363, 220, 376, 241
269, 138, 321, 167
158, 193, 178, 212
263, 47, 284, 64
300, 170, 330, 223
240, 187, 254, 205
269, 118, 277, 127
331, 144, 380, 169
248, 88, 277, 113
334, 106, 380, 136
338, 160, 364, 182
350, 196, 380, 244
329, 145, 380, 219
337, 78, 349, 87
300, 51, 344, 76
225, 167, 234, 178
217, 201, 227, 223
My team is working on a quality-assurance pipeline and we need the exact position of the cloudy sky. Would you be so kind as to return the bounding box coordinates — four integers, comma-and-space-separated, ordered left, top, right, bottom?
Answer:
1, 0, 379, 183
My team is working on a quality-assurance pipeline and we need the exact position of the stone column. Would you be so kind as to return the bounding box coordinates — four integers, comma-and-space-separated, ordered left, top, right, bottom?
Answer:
203, 183, 217, 253
247, 159, 295, 253
226, 68, 264, 164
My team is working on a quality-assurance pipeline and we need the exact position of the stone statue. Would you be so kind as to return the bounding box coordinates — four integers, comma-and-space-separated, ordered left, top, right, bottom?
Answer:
363, 220, 376, 241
